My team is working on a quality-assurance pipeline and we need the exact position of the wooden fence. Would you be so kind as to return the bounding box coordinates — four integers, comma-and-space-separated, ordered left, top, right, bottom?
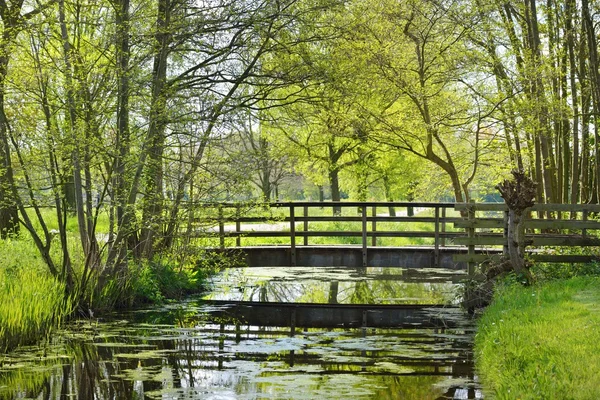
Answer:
190, 201, 600, 270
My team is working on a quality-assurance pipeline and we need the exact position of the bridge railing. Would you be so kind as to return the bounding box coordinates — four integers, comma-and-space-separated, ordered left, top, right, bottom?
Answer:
190, 201, 600, 268
190, 202, 463, 266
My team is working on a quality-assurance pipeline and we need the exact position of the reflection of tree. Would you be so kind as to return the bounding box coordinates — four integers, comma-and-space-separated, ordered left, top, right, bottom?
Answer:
240, 273, 455, 305
373, 376, 447, 400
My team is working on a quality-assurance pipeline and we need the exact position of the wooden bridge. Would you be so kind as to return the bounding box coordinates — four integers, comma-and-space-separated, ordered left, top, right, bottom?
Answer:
192, 201, 600, 273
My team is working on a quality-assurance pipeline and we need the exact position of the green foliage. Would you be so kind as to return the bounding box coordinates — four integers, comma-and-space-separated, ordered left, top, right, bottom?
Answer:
0, 240, 72, 352
475, 277, 600, 399
121, 250, 245, 307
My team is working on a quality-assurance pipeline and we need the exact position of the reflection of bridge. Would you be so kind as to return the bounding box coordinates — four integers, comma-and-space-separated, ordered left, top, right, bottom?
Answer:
195, 201, 600, 273
204, 300, 467, 329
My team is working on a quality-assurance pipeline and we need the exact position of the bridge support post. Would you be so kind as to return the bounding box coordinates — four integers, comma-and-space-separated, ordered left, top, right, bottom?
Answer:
441, 207, 447, 247
290, 308, 296, 337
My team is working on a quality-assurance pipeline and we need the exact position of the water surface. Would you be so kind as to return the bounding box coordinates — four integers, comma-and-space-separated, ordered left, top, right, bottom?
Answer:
0, 267, 482, 399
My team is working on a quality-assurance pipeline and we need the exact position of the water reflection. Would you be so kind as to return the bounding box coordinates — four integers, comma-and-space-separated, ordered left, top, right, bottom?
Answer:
0, 267, 482, 399
0, 321, 479, 399
206, 267, 464, 305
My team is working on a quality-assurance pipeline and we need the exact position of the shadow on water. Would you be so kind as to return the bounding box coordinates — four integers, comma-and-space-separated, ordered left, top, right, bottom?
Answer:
0, 267, 482, 399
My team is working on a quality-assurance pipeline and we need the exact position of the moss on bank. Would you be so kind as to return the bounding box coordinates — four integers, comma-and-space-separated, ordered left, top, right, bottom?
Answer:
475, 276, 600, 399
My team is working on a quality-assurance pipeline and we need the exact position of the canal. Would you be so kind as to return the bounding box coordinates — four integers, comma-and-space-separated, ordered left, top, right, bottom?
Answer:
0, 266, 482, 399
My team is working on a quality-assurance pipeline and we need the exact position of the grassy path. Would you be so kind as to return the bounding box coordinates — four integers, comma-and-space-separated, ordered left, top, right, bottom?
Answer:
474, 277, 600, 399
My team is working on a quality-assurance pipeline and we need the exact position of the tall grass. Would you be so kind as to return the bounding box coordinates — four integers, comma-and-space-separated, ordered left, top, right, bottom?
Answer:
475, 276, 600, 399
0, 239, 72, 352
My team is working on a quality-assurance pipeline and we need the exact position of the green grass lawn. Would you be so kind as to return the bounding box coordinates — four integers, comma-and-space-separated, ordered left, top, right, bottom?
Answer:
475, 276, 600, 399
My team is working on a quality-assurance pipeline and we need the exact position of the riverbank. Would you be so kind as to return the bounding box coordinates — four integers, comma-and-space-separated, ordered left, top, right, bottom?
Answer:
0, 237, 221, 353
475, 276, 600, 399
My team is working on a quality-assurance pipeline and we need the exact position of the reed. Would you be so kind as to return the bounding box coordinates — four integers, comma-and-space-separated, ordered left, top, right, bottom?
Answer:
0, 239, 72, 352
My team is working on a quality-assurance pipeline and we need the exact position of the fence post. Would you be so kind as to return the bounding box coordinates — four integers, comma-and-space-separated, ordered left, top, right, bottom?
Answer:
290, 205, 296, 266
218, 204, 225, 250
434, 206, 440, 267
362, 206, 368, 267
467, 200, 475, 276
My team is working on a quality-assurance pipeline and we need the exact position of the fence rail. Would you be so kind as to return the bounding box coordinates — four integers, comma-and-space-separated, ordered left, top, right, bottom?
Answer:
189, 201, 600, 270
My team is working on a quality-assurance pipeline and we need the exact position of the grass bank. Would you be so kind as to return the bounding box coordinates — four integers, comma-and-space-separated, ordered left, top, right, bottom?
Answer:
475, 276, 600, 399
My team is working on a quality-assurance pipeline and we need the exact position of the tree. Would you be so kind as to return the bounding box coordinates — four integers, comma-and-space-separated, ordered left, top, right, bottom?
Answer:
347, 0, 507, 203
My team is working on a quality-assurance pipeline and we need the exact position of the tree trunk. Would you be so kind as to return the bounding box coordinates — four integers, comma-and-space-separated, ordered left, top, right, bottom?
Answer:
140, 0, 171, 258
0, 35, 18, 237
582, 0, 600, 202
496, 170, 536, 278
383, 175, 396, 216
566, 0, 579, 205
329, 167, 341, 215
107, 0, 136, 272
506, 209, 527, 274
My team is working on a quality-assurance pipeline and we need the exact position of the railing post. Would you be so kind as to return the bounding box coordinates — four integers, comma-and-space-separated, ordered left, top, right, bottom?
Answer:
371, 206, 377, 246
583, 209, 588, 238
441, 207, 446, 247
361, 206, 368, 267
303, 205, 309, 246
235, 204, 241, 247
434, 206, 440, 267
503, 208, 509, 256
218, 204, 225, 250
290, 205, 296, 266
467, 200, 475, 276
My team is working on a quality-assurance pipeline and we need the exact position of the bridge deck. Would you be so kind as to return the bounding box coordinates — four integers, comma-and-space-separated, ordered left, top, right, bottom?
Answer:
218, 245, 503, 269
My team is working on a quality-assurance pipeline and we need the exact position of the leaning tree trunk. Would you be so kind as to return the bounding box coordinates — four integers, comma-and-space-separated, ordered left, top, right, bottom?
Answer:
496, 170, 536, 277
